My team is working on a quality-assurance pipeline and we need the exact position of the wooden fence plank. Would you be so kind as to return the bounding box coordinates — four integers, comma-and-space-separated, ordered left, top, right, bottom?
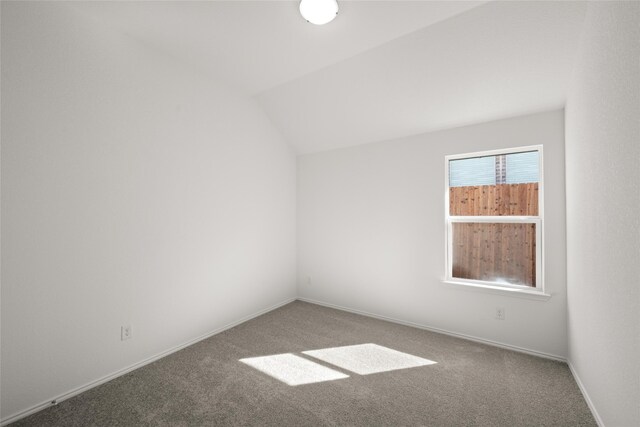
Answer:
449, 183, 538, 216
452, 223, 536, 287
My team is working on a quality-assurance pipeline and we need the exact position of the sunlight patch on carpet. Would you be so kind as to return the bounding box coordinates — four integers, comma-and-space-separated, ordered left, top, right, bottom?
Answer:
303, 343, 436, 375
240, 353, 349, 386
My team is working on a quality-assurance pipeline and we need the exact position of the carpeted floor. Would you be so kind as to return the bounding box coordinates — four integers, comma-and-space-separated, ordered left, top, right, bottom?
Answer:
13, 301, 596, 426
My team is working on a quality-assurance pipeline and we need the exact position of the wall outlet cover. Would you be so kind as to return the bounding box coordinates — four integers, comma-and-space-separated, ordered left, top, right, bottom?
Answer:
121, 325, 132, 341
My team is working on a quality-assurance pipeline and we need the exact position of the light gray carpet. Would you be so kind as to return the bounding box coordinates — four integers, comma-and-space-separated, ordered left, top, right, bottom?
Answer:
13, 301, 596, 426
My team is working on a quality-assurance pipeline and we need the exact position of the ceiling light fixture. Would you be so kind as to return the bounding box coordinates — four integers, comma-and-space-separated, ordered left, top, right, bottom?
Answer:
299, 0, 338, 25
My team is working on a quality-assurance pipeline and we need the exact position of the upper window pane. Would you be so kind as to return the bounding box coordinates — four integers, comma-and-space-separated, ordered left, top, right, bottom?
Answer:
449, 156, 496, 187
504, 151, 539, 184
449, 151, 539, 187
448, 150, 540, 216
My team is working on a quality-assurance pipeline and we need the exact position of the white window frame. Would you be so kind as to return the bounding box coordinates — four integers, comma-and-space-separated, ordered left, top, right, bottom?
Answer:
444, 145, 545, 295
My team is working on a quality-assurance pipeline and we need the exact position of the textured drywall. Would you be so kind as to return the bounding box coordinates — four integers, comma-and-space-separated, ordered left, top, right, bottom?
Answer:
298, 110, 567, 358
565, 2, 640, 425
1, 2, 296, 420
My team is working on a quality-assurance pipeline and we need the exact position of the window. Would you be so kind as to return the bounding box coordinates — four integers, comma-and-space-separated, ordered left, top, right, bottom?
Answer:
445, 146, 543, 292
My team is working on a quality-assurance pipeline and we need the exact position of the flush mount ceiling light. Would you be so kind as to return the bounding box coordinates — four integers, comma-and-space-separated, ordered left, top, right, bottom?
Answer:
299, 0, 339, 25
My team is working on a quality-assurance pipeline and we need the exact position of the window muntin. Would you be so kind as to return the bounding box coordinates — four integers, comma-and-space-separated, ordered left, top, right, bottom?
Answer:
445, 147, 543, 291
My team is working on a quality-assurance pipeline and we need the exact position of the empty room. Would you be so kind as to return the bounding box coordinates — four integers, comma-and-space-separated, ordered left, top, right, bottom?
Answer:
1, 1, 638, 426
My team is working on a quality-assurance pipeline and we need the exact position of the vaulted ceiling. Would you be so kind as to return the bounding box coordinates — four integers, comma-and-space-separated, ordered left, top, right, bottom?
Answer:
69, 1, 587, 154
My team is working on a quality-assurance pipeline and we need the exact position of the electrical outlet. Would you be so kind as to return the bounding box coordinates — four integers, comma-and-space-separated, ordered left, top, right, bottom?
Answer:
495, 308, 505, 320
121, 325, 132, 341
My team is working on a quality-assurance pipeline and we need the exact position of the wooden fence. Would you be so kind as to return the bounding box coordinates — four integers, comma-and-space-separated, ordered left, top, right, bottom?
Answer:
451, 222, 536, 287
449, 183, 538, 216
449, 182, 538, 287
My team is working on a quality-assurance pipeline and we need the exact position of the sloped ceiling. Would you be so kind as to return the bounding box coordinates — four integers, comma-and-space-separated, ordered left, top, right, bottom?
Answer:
68, 1, 586, 154
258, 1, 587, 154
69, 1, 485, 94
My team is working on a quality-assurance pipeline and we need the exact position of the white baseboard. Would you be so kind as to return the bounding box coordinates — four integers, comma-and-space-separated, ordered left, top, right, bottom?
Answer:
297, 297, 566, 362
1, 295, 572, 425
567, 361, 605, 427
0, 297, 296, 426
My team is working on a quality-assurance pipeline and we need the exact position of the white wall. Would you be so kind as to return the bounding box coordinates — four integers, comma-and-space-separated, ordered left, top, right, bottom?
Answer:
298, 110, 567, 358
1, 2, 296, 421
565, 2, 640, 425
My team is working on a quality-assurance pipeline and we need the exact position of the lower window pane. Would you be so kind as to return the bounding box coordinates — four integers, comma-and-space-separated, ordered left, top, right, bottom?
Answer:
452, 222, 536, 287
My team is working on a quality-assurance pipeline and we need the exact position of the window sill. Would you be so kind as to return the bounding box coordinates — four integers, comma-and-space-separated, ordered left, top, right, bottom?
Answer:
442, 280, 552, 301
